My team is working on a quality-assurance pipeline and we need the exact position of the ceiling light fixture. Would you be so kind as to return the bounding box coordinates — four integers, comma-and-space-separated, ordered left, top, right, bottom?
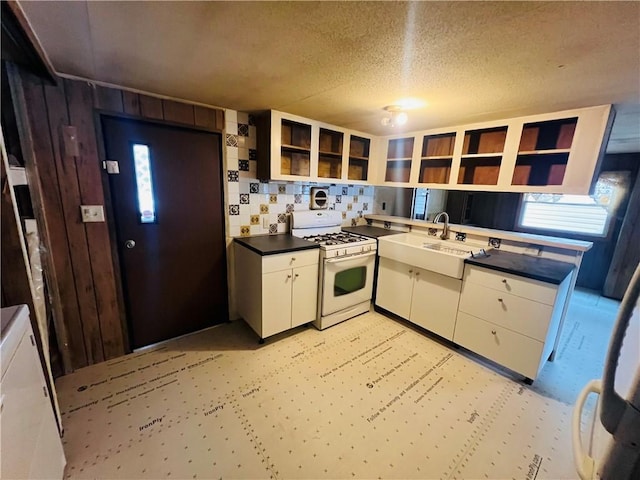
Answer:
381, 105, 408, 127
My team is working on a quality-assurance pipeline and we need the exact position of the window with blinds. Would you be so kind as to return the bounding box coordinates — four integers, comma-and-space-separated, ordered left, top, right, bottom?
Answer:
518, 172, 630, 237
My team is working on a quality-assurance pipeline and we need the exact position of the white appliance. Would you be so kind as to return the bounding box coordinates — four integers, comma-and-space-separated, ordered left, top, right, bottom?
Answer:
291, 210, 377, 329
572, 263, 640, 480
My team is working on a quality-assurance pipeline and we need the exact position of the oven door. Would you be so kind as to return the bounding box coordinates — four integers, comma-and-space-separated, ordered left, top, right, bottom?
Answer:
321, 251, 376, 317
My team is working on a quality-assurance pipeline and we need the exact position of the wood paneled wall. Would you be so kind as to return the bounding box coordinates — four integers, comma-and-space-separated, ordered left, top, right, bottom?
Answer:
603, 165, 640, 299
10, 67, 224, 371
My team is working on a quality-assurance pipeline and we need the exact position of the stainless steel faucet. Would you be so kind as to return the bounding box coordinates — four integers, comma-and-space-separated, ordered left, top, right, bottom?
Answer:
433, 211, 450, 240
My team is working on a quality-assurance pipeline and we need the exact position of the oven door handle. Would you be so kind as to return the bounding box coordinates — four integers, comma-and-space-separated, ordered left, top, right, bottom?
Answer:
325, 250, 376, 264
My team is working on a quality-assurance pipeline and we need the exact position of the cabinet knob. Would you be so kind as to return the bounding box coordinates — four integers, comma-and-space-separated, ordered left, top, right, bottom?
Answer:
497, 298, 503, 302
491, 330, 497, 335
409, 269, 413, 274
287, 274, 292, 278
502, 279, 507, 284
295, 273, 299, 278
415, 271, 420, 276
291, 257, 296, 262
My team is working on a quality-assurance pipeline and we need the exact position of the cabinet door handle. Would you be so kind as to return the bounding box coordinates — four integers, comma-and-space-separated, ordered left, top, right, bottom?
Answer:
491, 330, 497, 335
43, 385, 48, 398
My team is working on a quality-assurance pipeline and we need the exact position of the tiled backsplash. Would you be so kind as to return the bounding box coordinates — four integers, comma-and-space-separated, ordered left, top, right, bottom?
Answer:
224, 110, 374, 237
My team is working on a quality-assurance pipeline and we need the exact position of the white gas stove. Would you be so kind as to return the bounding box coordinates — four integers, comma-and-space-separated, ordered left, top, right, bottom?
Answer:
291, 210, 377, 330
291, 211, 376, 253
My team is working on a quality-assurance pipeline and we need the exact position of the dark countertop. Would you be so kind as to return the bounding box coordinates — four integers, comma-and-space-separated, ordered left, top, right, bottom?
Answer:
465, 249, 574, 285
234, 235, 319, 256
342, 226, 401, 239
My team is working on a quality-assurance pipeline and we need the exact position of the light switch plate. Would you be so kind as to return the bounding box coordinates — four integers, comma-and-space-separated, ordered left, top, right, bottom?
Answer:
105, 160, 120, 174
81, 205, 105, 223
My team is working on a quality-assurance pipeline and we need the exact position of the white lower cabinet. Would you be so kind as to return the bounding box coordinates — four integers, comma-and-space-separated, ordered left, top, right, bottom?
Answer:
235, 245, 319, 340
376, 257, 461, 341
454, 265, 571, 382
1, 306, 66, 479
375, 257, 413, 319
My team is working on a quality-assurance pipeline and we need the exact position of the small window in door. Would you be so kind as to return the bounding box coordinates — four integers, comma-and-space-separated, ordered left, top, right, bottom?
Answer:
132, 144, 157, 223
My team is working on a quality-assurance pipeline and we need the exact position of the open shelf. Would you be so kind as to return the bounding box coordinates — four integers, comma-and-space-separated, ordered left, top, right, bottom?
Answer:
457, 156, 502, 185
386, 137, 414, 183
422, 132, 456, 157
419, 133, 455, 184
319, 128, 343, 155
348, 135, 370, 181
281, 151, 311, 176
519, 117, 577, 152
281, 120, 311, 149
512, 117, 576, 186
281, 119, 311, 177
385, 160, 412, 183
281, 144, 312, 153
512, 153, 568, 186
387, 137, 414, 159
517, 149, 571, 156
419, 158, 451, 184
348, 158, 368, 181
318, 155, 342, 179
463, 126, 507, 155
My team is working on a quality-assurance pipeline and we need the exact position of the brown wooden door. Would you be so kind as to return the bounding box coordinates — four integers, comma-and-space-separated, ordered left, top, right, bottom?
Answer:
102, 117, 227, 349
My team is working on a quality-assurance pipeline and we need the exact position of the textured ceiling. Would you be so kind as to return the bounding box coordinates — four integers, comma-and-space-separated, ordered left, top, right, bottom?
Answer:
17, 1, 640, 152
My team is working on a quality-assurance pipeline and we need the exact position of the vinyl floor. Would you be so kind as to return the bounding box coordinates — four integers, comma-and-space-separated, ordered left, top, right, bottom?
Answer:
56, 288, 622, 479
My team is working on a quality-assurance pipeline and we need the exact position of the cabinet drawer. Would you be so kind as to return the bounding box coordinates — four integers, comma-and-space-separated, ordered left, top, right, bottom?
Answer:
459, 282, 553, 341
262, 249, 319, 273
454, 312, 544, 379
463, 265, 558, 305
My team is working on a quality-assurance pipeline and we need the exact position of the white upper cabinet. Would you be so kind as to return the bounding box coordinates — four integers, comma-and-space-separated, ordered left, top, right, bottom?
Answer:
376, 104, 614, 194
255, 105, 613, 194
255, 110, 377, 183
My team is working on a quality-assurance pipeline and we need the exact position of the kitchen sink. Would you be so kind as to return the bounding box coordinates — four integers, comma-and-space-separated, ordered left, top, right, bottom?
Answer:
377, 232, 489, 279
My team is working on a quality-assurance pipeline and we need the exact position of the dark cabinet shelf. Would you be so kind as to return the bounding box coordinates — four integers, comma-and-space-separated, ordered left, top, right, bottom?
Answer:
512, 153, 569, 186
512, 117, 576, 186
282, 144, 311, 153
385, 160, 412, 183
318, 154, 342, 179
387, 137, 414, 160
419, 158, 452, 184
519, 117, 577, 152
385, 137, 414, 183
458, 157, 502, 185
463, 127, 507, 155
319, 128, 343, 155
280, 119, 312, 177
348, 135, 370, 181
281, 151, 311, 176
422, 133, 456, 157
281, 120, 311, 149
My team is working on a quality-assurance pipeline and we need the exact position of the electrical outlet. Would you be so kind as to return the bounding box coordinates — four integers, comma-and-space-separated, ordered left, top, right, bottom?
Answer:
262, 216, 269, 229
